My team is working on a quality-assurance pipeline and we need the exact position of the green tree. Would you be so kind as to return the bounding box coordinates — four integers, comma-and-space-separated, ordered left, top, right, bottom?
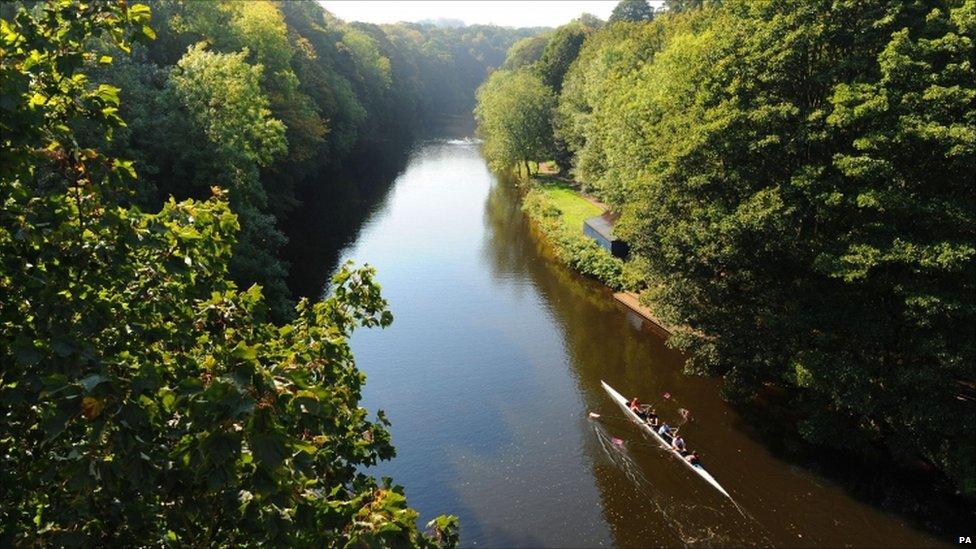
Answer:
474, 69, 556, 175
600, 0, 975, 492
664, 0, 713, 12
226, 1, 327, 173
554, 17, 670, 204
535, 22, 590, 92
609, 0, 655, 22
0, 1, 459, 544
502, 33, 551, 70
170, 45, 286, 168
169, 44, 293, 320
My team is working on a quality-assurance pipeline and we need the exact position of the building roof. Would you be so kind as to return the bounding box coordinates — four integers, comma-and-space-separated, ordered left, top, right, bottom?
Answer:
584, 212, 620, 242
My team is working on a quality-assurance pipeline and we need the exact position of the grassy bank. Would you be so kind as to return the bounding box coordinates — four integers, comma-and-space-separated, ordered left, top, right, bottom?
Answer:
522, 177, 644, 291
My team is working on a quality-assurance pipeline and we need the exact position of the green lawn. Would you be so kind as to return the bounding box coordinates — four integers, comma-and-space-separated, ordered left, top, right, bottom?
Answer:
536, 179, 603, 230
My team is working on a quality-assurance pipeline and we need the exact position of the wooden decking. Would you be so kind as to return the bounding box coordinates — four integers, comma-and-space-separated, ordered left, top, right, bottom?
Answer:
613, 291, 672, 338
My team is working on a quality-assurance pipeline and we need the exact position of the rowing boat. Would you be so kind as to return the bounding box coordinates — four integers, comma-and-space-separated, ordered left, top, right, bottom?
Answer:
600, 380, 733, 500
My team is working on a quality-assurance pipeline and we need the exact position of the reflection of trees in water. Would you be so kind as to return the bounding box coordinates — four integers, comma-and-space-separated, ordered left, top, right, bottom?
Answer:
481, 176, 681, 395
480, 177, 760, 547
281, 144, 413, 299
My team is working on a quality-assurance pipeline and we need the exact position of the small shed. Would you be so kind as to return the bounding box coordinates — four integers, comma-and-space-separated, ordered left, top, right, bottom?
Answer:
583, 212, 629, 258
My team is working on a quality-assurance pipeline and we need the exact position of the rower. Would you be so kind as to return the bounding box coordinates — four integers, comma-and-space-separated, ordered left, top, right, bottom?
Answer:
671, 430, 687, 453
642, 406, 659, 427
685, 451, 701, 465
657, 422, 672, 438
629, 397, 647, 420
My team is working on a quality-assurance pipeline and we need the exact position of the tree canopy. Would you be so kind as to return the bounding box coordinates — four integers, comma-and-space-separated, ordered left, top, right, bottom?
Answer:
0, 1, 458, 544
474, 70, 556, 175
609, 0, 655, 22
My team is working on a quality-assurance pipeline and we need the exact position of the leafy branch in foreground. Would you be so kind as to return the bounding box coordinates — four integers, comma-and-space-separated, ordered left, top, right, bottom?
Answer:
0, 1, 457, 544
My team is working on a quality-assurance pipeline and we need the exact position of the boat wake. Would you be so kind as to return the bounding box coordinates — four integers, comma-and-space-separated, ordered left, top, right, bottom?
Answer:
590, 418, 773, 547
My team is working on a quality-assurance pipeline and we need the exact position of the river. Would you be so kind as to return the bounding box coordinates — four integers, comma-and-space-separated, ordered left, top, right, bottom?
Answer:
283, 123, 950, 547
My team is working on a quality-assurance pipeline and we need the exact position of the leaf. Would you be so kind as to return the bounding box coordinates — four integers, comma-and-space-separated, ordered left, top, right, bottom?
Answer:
250, 432, 287, 469
129, 4, 152, 19
81, 396, 105, 419
94, 84, 120, 106
79, 373, 110, 392
28, 92, 47, 108
112, 158, 136, 179
230, 342, 258, 361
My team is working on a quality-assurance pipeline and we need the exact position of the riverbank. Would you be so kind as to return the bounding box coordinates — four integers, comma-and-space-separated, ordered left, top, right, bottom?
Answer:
519, 174, 674, 335
520, 176, 630, 290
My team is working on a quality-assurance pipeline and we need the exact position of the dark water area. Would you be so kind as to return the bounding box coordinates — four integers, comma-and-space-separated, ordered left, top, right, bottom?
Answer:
282, 121, 962, 547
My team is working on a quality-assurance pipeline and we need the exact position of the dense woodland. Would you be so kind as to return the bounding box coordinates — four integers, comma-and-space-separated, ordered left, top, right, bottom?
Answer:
13, 0, 537, 321
477, 0, 976, 495
0, 0, 544, 544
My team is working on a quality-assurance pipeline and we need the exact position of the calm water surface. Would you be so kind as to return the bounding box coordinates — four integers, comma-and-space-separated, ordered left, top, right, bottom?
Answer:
296, 132, 945, 547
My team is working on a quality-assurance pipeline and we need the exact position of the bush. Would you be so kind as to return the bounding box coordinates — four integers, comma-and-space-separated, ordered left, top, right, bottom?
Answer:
522, 186, 628, 290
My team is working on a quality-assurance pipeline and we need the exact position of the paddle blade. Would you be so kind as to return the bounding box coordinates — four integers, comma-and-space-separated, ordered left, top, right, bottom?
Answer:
588, 412, 601, 419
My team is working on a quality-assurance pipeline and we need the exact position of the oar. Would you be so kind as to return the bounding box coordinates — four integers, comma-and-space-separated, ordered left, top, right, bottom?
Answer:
661, 391, 694, 426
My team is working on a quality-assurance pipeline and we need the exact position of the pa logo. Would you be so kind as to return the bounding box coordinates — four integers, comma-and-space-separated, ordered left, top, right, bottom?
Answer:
959, 536, 972, 544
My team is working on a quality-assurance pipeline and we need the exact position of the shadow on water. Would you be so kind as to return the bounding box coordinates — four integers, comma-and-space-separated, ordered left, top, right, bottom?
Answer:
280, 148, 412, 299
730, 395, 976, 539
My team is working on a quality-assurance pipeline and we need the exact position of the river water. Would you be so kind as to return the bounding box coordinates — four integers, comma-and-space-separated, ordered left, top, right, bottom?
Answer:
285, 126, 950, 547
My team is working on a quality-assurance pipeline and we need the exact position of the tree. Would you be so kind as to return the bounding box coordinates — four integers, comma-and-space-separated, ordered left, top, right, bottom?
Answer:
535, 22, 590, 92
664, 0, 713, 12
603, 0, 974, 492
554, 18, 669, 203
170, 45, 286, 169
474, 69, 555, 175
0, 1, 458, 544
609, 0, 655, 23
576, 13, 606, 30
501, 34, 551, 70
169, 44, 293, 320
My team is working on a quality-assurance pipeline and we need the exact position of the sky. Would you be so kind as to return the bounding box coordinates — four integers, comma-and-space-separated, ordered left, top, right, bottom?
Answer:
320, 1, 660, 28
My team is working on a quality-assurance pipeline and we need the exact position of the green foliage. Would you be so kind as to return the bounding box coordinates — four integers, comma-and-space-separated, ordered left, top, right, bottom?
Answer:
664, 0, 714, 13
170, 45, 285, 168
552, 0, 975, 493
502, 34, 551, 70
38, 0, 535, 322
0, 1, 458, 544
609, 0, 655, 23
555, 17, 673, 206
474, 69, 556, 173
534, 23, 591, 92
168, 43, 292, 319
522, 186, 629, 290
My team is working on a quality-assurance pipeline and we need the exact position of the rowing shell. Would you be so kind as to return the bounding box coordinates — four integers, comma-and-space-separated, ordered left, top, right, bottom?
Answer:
601, 380, 733, 500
